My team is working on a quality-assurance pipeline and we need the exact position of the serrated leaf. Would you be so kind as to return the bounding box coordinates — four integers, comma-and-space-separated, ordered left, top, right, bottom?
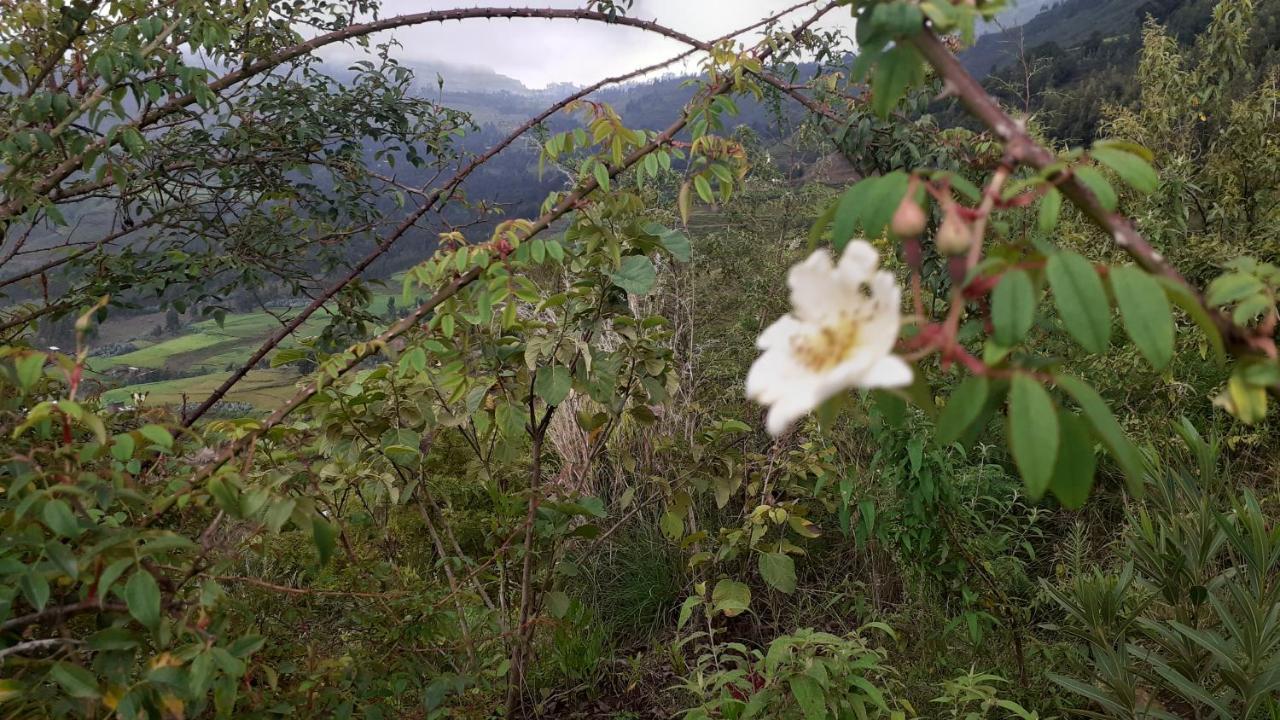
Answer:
591, 161, 610, 192
1051, 412, 1097, 509
711, 579, 750, 617
1038, 188, 1062, 234
871, 45, 920, 119
1047, 251, 1111, 354
1055, 375, 1144, 496
610, 255, 656, 296
124, 570, 161, 629
138, 424, 173, 449
1091, 146, 1157, 194
937, 375, 990, 445
693, 174, 713, 204
50, 663, 100, 699
546, 590, 570, 619
1073, 165, 1117, 211
758, 552, 796, 594
832, 180, 871, 251
1156, 276, 1225, 364
1205, 272, 1263, 306
534, 365, 572, 406
1111, 265, 1174, 370
21, 572, 49, 611
42, 499, 80, 538
14, 352, 45, 391
992, 269, 1035, 346
111, 433, 136, 461
790, 675, 826, 720
1009, 374, 1058, 500
659, 229, 691, 263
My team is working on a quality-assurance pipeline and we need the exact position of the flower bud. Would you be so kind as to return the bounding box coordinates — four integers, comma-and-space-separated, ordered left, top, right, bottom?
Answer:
891, 197, 926, 238
935, 207, 972, 256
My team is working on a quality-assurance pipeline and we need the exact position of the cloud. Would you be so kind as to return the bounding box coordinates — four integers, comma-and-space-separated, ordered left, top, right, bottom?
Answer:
320, 1, 852, 89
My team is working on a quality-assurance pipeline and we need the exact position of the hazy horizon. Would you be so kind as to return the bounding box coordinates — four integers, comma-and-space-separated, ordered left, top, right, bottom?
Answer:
318, 2, 854, 90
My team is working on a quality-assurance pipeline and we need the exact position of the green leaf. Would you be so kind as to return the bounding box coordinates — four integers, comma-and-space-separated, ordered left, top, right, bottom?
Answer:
21, 572, 49, 611
1051, 412, 1097, 509
693, 174, 713, 204
1091, 145, 1158, 194
1008, 374, 1059, 500
97, 558, 132, 600
1055, 375, 1145, 496
831, 173, 909, 250
138, 424, 173, 450
659, 230, 691, 263
534, 365, 572, 407
312, 516, 337, 565
677, 595, 701, 629
124, 570, 161, 629
592, 161, 610, 192
758, 552, 797, 594
1219, 370, 1268, 425
1038, 188, 1062, 234
546, 590, 570, 619
1206, 272, 1263, 306
1047, 251, 1111, 354
1111, 265, 1174, 370
660, 510, 684, 541
790, 674, 826, 720
937, 375, 990, 445
14, 352, 45, 391
111, 433, 136, 461
991, 269, 1035, 346
41, 499, 80, 538
610, 255, 656, 296
1073, 165, 1117, 211
711, 579, 751, 617
1156, 276, 1225, 364
832, 180, 871, 251
864, 172, 910, 241
871, 45, 921, 119
50, 663, 100, 699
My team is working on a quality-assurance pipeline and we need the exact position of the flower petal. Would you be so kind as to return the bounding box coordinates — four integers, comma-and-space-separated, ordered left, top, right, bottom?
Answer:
787, 250, 844, 323
756, 315, 803, 350
746, 345, 809, 405
835, 240, 879, 285
861, 355, 913, 389
765, 390, 820, 437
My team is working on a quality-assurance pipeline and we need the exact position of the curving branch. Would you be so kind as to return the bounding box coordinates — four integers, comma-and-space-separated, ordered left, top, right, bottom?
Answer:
906, 28, 1278, 372
0, 6, 788, 227
153, 1, 842, 517
178, 0, 824, 425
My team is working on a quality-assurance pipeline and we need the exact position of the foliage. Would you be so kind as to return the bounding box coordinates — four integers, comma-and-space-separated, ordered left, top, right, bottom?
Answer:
2, 0, 1280, 718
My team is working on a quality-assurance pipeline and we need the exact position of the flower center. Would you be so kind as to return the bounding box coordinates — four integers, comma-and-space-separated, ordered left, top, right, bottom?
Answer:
790, 312, 862, 372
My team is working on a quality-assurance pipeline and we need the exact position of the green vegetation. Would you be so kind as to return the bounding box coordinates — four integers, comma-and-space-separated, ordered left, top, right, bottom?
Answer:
2, 1, 1279, 719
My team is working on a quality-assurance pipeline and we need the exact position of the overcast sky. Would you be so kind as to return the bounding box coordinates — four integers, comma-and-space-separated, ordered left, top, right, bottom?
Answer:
321, 1, 854, 89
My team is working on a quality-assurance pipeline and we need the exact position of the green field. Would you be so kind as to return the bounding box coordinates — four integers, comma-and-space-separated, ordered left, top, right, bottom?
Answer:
90, 283, 409, 412
100, 368, 303, 409
89, 272, 432, 411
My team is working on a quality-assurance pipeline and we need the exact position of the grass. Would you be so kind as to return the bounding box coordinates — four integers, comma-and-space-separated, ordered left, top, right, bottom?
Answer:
92, 333, 228, 370
100, 368, 302, 409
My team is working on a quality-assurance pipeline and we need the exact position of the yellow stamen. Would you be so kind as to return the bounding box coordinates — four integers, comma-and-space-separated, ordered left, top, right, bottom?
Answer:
790, 312, 863, 372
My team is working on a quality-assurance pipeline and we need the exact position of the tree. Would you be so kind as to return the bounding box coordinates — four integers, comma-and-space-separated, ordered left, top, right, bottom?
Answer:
1, 0, 1279, 717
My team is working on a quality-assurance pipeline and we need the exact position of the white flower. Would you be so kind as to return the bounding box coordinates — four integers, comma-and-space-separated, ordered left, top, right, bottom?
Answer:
746, 240, 912, 437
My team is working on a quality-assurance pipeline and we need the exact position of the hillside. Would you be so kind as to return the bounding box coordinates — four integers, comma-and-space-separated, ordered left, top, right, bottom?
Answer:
958, 0, 1280, 142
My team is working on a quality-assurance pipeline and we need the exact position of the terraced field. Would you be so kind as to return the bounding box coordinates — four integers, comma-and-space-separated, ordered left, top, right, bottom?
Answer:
99, 368, 303, 408
89, 276, 422, 411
